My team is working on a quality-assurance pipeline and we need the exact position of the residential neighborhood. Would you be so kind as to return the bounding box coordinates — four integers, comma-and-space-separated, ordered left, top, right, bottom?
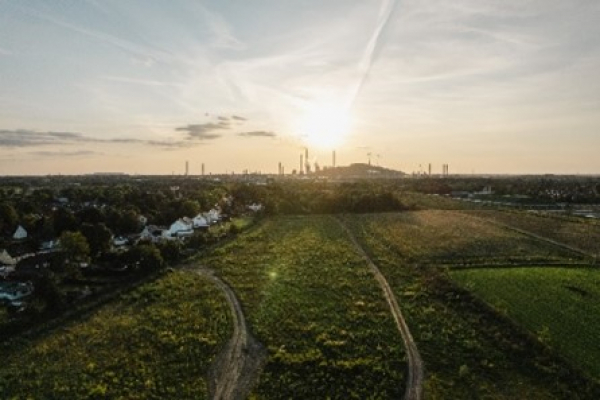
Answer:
0, 175, 263, 332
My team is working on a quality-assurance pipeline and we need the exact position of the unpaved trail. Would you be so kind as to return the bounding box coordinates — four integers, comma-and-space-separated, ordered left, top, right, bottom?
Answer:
187, 266, 266, 400
336, 218, 424, 400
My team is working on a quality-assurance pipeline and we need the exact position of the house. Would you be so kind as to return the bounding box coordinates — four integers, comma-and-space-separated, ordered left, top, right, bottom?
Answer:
139, 225, 165, 243
0, 249, 17, 266
166, 219, 194, 238
474, 186, 493, 195
204, 208, 221, 224
0, 281, 33, 304
12, 225, 28, 240
248, 203, 263, 212
193, 214, 209, 229
113, 236, 128, 247
40, 240, 59, 251
0, 266, 15, 279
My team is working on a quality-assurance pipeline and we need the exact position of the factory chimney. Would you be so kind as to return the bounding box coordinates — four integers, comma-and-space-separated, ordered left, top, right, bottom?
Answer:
304, 148, 309, 173
332, 150, 336, 168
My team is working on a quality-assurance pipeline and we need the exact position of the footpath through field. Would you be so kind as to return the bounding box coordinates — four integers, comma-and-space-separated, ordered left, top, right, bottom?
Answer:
186, 266, 266, 400
336, 217, 424, 400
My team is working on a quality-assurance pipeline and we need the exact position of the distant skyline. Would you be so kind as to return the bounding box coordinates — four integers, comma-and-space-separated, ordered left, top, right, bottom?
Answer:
1, 0, 600, 175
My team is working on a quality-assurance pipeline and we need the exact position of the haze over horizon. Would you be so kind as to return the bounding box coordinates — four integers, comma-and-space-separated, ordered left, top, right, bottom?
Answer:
1, 1, 599, 176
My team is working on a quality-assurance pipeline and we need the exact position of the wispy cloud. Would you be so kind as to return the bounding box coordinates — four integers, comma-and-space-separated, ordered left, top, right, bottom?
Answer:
0, 129, 92, 147
238, 131, 276, 138
231, 115, 247, 121
175, 122, 230, 140
21, 5, 171, 65
0, 129, 198, 150
200, 6, 245, 50
31, 150, 100, 157
103, 76, 182, 87
346, 0, 399, 108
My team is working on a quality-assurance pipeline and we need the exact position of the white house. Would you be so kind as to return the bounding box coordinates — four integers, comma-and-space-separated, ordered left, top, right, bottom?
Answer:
0, 249, 17, 266
139, 225, 164, 243
193, 214, 209, 228
205, 208, 221, 224
248, 203, 263, 212
12, 225, 28, 240
166, 219, 194, 237
40, 240, 59, 251
113, 236, 128, 247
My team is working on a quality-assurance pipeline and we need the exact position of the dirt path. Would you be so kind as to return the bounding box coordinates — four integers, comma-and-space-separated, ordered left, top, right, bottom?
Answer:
187, 267, 266, 400
336, 218, 424, 400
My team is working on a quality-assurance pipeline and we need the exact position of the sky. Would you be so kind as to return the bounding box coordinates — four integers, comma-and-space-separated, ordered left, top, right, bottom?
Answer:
1, 0, 599, 175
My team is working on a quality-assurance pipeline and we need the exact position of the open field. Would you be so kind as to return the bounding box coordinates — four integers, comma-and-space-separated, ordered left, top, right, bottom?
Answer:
452, 267, 600, 380
344, 212, 600, 399
353, 211, 582, 266
0, 271, 231, 399
2, 211, 600, 399
202, 215, 406, 399
467, 210, 600, 257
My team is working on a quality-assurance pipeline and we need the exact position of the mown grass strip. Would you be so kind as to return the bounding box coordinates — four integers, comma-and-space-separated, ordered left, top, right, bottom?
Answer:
452, 267, 600, 380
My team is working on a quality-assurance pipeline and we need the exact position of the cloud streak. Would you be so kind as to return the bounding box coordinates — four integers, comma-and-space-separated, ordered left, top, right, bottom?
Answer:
0, 129, 197, 149
175, 122, 230, 140
237, 131, 276, 138
31, 150, 100, 157
346, 0, 399, 108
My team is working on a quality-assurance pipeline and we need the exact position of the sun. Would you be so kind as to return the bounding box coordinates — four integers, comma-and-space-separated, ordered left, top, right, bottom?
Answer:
298, 101, 352, 150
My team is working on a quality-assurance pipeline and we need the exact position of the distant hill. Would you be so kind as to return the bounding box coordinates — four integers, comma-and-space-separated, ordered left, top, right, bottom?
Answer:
315, 163, 406, 178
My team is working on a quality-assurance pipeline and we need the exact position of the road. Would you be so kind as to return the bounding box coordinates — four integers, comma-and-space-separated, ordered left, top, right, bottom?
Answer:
188, 267, 266, 400
337, 218, 424, 400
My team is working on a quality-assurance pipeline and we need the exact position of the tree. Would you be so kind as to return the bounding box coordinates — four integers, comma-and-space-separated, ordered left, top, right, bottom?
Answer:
0, 202, 18, 233
80, 223, 113, 257
157, 240, 182, 264
125, 244, 164, 272
59, 231, 90, 279
179, 199, 200, 217
53, 208, 78, 235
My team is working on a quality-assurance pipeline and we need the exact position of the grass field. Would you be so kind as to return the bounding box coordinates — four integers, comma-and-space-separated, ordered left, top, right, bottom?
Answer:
0, 271, 231, 399
452, 267, 600, 380
354, 211, 581, 265
467, 210, 600, 257
2, 211, 599, 399
345, 212, 600, 399
203, 215, 406, 399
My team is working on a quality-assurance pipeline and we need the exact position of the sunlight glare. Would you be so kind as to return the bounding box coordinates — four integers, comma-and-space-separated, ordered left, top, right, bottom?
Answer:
298, 101, 352, 150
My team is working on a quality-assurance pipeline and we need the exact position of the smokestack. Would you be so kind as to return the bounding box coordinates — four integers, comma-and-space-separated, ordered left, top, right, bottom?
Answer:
428, 163, 431, 176
304, 148, 309, 173
300, 154, 304, 174
278, 162, 282, 176
185, 160, 189, 176
332, 150, 336, 168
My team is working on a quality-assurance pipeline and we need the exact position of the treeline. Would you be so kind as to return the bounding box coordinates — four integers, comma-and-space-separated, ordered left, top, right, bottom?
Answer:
230, 181, 411, 214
